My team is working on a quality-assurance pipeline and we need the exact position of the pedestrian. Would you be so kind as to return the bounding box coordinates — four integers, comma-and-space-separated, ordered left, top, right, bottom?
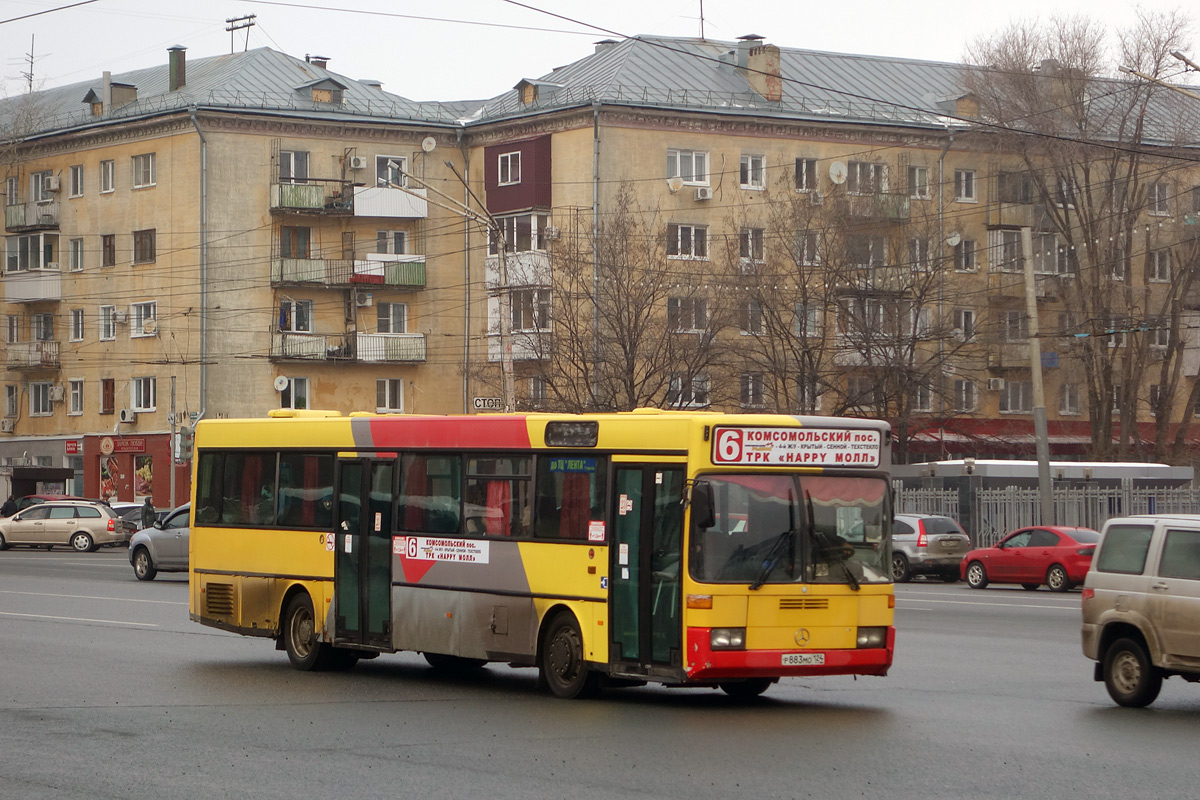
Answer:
0, 495, 15, 517
140, 496, 156, 529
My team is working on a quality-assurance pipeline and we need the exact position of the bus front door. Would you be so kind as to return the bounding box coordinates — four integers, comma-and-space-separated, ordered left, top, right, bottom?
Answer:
611, 466, 684, 673
334, 459, 394, 649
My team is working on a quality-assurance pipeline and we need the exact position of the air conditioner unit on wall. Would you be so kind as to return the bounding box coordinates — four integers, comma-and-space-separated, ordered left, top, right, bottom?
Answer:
349, 156, 368, 170
49, 385, 64, 402
0, 419, 13, 433
987, 378, 1006, 391
113, 311, 128, 324
118, 408, 137, 423
355, 291, 373, 308
45, 176, 61, 192
694, 186, 713, 201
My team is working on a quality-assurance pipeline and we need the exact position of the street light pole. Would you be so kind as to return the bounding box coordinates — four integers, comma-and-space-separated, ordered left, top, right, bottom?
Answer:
1021, 227, 1054, 525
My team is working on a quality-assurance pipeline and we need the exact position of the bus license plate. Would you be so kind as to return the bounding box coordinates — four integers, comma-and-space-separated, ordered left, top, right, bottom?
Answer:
782, 652, 824, 666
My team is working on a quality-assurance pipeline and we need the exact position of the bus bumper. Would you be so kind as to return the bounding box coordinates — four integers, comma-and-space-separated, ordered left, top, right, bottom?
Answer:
684, 626, 894, 681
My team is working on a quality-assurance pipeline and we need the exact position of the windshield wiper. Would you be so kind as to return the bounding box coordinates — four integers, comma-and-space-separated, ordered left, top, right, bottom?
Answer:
749, 528, 796, 591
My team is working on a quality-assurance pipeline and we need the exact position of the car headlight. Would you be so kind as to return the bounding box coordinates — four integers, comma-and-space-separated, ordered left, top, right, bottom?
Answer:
710, 628, 746, 650
856, 627, 887, 648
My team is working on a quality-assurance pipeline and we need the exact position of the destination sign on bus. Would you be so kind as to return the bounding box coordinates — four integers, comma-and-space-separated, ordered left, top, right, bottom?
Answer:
394, 535, 491, 564
712, 426, 881, 467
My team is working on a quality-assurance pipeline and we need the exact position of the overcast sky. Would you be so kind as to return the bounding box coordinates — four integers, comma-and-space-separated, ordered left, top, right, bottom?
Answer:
0, 0, 1191, 101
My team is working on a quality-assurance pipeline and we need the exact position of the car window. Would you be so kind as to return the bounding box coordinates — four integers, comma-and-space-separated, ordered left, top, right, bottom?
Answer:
921, 518, 963, 535
1028, 529, 1060, 547
75, 507, 102, 519
892, 520, 914, 535
1068, 529, 1100, 544
18, 506, 51, 520
1158, 529, 1200, 581
1002, 531, 1033, 548
47, 506, 78, 520
1095, 524, 1153, 574
166, 510, 190, 530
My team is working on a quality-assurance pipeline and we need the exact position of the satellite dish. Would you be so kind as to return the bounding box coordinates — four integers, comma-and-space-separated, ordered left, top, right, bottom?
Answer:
828, 161, 847, 185
273, 376, 290, 392
142, 318, 157, 334
946, 231, 962, 247
421, 136, 437, 153
667, 175, 685, 193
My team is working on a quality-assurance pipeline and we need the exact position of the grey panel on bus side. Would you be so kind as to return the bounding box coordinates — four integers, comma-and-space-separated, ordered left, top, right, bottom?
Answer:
391, 586, 539, 662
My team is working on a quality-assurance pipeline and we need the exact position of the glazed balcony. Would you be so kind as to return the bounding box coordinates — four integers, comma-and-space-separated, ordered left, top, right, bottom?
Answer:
5, 268, 62, 303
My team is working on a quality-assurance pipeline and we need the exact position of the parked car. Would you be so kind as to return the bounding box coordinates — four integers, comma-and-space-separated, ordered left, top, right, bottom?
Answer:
16, 493, 90, 511
891, 514, 971, 582
962, 525, 1100, 591
117, 504, 169, 531
0, 500, 132, 552
129, 503, 190, 581
1082, 514, 1200, 707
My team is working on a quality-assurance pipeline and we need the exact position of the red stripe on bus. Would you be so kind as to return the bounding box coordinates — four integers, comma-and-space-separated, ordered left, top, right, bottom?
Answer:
365, 416, 533, 449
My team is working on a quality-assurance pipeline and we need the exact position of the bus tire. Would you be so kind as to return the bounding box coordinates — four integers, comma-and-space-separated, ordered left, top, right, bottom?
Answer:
540, 612, 598, 699
283, 593, 331, 671
423, 652, 487, 672
719, 678, 774, 699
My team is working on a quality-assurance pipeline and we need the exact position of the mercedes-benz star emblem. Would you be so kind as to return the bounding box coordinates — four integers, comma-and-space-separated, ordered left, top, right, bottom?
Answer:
794, 628, 810, 647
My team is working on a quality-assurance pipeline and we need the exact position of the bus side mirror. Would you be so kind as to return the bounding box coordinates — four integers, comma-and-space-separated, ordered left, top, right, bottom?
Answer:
690, 481, 715, 529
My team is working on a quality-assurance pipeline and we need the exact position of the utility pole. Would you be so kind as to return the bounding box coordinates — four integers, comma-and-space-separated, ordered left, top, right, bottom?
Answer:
1021, 227, 1054, 525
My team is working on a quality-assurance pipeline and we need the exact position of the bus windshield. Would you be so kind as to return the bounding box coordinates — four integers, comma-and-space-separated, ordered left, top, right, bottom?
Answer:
689, 474, 890, 586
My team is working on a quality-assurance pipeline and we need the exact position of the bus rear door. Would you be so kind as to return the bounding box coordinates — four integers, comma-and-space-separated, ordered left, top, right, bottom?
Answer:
334, 458, 394, 649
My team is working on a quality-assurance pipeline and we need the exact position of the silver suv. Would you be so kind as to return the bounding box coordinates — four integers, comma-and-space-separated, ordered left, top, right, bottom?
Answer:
891, 514, 970, 582
1082, 515, 1200, 707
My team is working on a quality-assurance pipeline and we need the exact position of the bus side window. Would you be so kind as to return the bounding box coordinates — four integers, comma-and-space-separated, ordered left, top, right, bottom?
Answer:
399, 454, 461, 534
534, 456, 606, 541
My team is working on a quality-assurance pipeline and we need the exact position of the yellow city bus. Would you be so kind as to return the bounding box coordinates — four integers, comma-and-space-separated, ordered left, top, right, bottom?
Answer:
189, 409, 894, 698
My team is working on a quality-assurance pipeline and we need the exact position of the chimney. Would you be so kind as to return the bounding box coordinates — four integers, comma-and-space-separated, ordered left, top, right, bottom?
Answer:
102, 71, 112, 114
747, 43, 782, 102
736, 34, 764, 69
594, 39, 618, 55
306, 54, 330, 70
168, 45, 186, 92
361, 79, 383, 90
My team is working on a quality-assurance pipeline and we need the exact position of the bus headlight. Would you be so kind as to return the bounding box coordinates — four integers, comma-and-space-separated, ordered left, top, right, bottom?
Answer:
856, 627, 887, 649
710, 628, 746, 650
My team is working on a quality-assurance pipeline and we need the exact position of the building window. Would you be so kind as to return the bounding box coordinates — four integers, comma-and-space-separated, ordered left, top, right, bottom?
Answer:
102, 234, 116, 267
68, 379, 83, 415
132, 153, 155, 188
667, 374, 709, 407
133, 229, 156, 264
278, 299, 312, 333
740, 373, 765, 408
1000, 380, 1033, 413
795, 158, 818, 192
511, 288, 550, 332
955, 169, 977, 202
990, 229, 1022, 271
1150, 384, 1164, 416
32, 312, 53, 342
1032, 232, 1068, 274
1000, 310, 1028, 341
954, 240, 977, 272
70, 309, 85, 342
666, 223, 708, 259
5, 385, 17, 417
954, 379, 976, 412
796, 230, 819, 265
376, 378, 404, 413
529, 376, 547, 409
847, 161, 886, 195
281, 377, 308, 409
666, 148, 708, 185
740, 228, 764, 263
908, 166, 929, 199
497, 152, 521, 186
1149, 249, 1171, 282
6, 315, 17, 343
4, 176, 16, 205
280, 226, 312, 259
377, 302, 407, 333
100, 160, 114, 193
848, 234, 886, 268
740, 154, 765, 189
376, 155, 406, 188
914, 383, 933, 413
667, 297, 707, 332
30, 171, 54, 203
489, 213, 549, 253
741, 301, 763, 335
794, 302, 820, 337
376, 230, 407, 255
1060, 383, 1081, 415
279, 151, 309, 184
30, 382, 53, 416
100, 378, 114, 414
131, 302, 157, 337
1149, 317, 1170, 349
69, 165, 84, 198
99, 306, 116, 341
132, 377, 156, 412
955, 308, 976, 340
69, 238, 83, 272
909, 238, 932, 271
1150, 182, 1170, 215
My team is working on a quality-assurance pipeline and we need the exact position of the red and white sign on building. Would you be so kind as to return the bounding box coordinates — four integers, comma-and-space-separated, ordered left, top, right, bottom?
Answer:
712, 426, 882, 467
65, 440, 81, 455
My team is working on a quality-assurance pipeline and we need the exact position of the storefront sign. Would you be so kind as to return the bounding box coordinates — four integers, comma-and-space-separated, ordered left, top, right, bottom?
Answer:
65, 441, 81, 455
99, 437, 147, 454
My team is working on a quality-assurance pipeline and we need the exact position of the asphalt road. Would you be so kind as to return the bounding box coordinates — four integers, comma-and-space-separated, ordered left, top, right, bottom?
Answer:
1, 550, 1197, 800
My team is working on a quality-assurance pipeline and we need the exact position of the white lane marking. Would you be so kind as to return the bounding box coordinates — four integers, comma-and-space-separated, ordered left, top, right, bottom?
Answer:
897, 597, 1077, 611
0, 610, 158, 627
0, 589, 186, 606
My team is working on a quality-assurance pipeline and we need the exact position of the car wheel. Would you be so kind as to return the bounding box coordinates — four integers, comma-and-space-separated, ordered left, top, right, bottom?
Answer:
719, 678, 774, 699
540, 612, 598, 699
70, 532, 94, 552
966, 561, 989, 589
424, 652, 488, 672
891, 553, 911, 583
1103, 637, 1162, 708
283, 593, 332, 671
132, 547, 157, 581
1021, 583, 1040, 591
1046, 564, 1072, 593
0, 532, 8, 551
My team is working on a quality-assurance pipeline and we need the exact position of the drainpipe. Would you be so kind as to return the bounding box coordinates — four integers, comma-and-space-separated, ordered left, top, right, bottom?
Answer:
458, 128, 470, 413
188, 107, 208, 430
936, 133, 953, 432
592, 100, 601, 407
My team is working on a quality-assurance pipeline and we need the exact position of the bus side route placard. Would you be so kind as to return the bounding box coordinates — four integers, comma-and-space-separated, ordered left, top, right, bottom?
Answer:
712, 426, 881, 467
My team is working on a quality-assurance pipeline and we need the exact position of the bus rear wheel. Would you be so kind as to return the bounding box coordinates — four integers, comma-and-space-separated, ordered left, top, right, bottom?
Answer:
283, 593, 331, 671
540, 612, 598, 699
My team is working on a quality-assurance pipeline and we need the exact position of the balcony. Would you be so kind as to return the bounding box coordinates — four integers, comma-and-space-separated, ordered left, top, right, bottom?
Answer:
5, 269, 62, 303
986, 202, 1049, 229
5, 201, 59, 232
7, 340, 59, 370
357, 332, 427, 363
839, 193, 910, 221
487, 331, 548, 362
270, 181, 428, 219
987, 342, 1031, 368
269, 330, 426, 363
485, 250, 550, 289
271, 254, 426, 289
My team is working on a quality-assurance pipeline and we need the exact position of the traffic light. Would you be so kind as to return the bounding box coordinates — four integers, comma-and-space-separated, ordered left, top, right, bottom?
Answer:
177, 425, 194, 462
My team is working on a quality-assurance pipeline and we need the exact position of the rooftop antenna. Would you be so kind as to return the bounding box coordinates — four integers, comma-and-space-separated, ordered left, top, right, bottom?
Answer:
21, 35, 40, 93
699, 0, 705, 40
226, 14, 257, 53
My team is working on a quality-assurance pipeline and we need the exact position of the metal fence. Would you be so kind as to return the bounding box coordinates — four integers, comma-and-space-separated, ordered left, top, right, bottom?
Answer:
896, 482, 1200, 547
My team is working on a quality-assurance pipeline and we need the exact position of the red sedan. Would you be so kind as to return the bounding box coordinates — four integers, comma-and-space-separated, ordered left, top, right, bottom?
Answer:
961, 526, 1100, 592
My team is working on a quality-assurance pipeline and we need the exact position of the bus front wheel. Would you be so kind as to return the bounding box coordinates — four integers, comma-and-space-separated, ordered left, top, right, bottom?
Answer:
540, 612, 598, 699
719, 678, 774, 699
283, 593, 330, 671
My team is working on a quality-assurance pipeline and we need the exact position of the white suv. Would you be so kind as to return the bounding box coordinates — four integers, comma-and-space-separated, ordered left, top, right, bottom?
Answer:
1081, 515, 1200, 707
